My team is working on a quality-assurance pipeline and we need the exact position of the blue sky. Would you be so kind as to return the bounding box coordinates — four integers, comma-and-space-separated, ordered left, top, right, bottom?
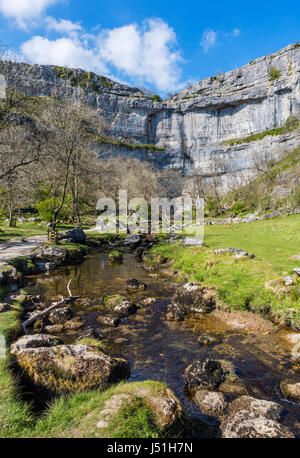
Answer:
0, 0, 299, 95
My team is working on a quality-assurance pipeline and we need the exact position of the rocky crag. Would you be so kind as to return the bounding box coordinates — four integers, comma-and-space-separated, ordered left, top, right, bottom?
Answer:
0, 43, 299, 190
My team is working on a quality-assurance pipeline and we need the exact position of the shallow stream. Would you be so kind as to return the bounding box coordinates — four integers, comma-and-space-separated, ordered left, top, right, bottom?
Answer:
26, 250, 300, 436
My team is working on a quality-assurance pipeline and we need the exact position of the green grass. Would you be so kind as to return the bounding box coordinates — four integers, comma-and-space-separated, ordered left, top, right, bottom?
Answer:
146, 214, 300, 326
0, 220, 79, 243
94, 135, 165, 152
222, 116, 300, 146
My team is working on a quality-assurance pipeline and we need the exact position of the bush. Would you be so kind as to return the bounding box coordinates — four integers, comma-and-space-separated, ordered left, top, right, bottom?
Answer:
269, 66, 281, 80
231, 201, 246, 214
285, 115, 300, 131
152, 94, 162, 102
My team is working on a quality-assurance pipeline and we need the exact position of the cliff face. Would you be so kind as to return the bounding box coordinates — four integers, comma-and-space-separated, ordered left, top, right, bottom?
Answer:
0, 43, 299, 190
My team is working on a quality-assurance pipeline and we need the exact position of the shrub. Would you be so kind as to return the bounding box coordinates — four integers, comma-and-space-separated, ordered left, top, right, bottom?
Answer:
152, 94, 162, 102
285, 115, 300, 131
269, 66, 281, 80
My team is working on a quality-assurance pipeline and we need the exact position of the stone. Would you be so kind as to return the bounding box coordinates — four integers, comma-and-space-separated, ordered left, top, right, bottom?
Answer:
280, 380, 300, 401
10, 334, 61, 354
34, 245, 68, 265
64, 318, 84, 330
125, 279, 147, 290
170, 283, 216, 317
142, 297, 157, 305
104, 294, 126, 308
293, 268, 300, 277
185, 359, 226, 394
59, 228, 86, 244
48, 306, 72, 325
97, 316, 120, 327
283, 276, 294, 286
198, 335, 218, 346
220, 410, 294, 438
75, 328, 102, 343
123, 234, 142, 248
0, 303, 11, 313
108, 251, 123, 262
45, 324, 64, 334
113, 301, 137, 318
166, 303, 185, 322
182, 238, 204, 246
227, 396, 283, 422
194, 391, 227, 416
14, 344, 130, 400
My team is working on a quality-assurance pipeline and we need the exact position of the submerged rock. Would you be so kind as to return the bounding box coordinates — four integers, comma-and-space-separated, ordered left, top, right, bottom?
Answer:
10, 334, 61, 354
194, 391, 227, 416
108, 251, 123, 262
185, 359, 226, 394
75, 327, 102, 343
13, 344, 130, 399
198, 335, 218, 346
64, 318, 84, 330
280, 380, 300, 402
125, 279, 147, 290
220, 410, 294, 438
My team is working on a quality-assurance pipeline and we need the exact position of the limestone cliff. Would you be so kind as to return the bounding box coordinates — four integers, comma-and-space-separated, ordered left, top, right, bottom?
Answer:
0, 43, 299, 189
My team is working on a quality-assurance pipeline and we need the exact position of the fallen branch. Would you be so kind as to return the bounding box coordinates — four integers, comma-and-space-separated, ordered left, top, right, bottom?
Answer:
21, 279, 81, 334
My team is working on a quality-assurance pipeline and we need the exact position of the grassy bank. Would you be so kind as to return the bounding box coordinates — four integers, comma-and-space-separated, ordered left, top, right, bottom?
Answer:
0, 221, 82, 243
145, 214, 300, 327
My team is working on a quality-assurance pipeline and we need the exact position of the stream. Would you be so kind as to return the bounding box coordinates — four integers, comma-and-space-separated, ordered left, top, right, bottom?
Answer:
25, 249, 300, 437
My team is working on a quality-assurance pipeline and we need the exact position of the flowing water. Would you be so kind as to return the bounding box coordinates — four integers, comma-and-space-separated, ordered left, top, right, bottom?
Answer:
26, 249, 300, 437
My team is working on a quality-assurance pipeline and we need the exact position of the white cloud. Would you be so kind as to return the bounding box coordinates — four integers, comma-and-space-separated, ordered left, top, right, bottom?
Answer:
21, 36, 107, 73
45, 17, 82, 35
98, 18, 182, 91
20, 17, 183, 92
200, 29, 217, 53
0, 0, 63, 28
232, 28, 241, 36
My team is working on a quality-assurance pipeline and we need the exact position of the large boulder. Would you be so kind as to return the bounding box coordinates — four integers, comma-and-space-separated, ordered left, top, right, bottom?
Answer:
227, 396, 283, 422
13, 344, 130, 400
10, 334, 61, 354
185, 359, 226, 394
34, 245, 68, 265
220, 410, 294, 438
59, 228, 86, 244
168, 283, 216, 321
113, 301, 137, 318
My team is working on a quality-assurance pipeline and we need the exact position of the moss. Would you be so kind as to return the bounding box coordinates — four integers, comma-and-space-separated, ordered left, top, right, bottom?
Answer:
104, 294, 126, 308
108, 251, 123, 262
75, 338, 105, 350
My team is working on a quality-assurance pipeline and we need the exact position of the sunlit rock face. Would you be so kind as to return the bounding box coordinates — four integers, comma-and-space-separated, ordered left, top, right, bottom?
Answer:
1, 43, 299, 189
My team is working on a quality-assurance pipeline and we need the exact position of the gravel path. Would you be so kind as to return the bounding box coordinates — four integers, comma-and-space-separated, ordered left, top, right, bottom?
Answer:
0, 235, 47, 262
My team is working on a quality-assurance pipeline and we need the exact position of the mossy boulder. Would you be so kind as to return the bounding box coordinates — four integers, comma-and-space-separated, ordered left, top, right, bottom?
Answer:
227, 396, 283, 422
108, 251, 123, 262
74, 381, 186, 438
13, 344, 130, 401
104, 294, 126, 308
10, 334, 61, 354
171, 283, 216, 315
49, 306, 73, 324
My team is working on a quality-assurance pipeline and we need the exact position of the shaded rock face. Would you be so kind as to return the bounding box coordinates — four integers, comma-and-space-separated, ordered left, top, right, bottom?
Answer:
10, 334, 61, 354
34, 246, 68, 265
13, 344, 130, 400
167, 283, 216, 321
220, 410, 294, 438
1, 44, 299, 189
185, 359, 226, 394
